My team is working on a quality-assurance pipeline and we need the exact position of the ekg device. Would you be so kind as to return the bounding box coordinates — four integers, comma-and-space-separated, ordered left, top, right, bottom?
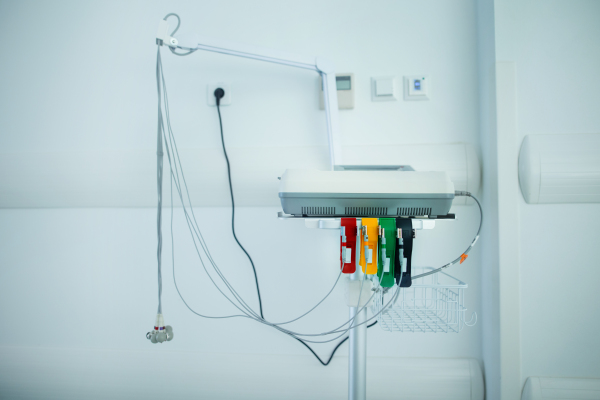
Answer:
279, 169, 455, 218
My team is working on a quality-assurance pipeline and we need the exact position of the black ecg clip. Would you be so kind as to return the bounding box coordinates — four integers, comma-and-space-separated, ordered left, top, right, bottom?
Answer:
395, 218, 413, 287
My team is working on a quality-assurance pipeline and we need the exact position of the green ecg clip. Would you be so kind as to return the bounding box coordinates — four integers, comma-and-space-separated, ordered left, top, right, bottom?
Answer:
377, 218, 396, 287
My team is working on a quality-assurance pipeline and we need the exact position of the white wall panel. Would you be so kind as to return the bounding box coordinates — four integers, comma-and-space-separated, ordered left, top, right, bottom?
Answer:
519, 133, 600, 204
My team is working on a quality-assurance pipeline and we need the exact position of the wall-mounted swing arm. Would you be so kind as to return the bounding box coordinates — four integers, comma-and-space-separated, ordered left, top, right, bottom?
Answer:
156, 18, 343, 169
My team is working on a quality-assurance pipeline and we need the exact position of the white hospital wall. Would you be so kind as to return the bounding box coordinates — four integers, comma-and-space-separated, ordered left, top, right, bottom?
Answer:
493, 0, 600, 395
0, 0, 483, 398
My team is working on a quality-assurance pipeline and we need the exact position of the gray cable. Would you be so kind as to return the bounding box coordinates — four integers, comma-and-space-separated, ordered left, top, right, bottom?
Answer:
167, 136, 342, 322
412, 191, 482, 280
157, 45, 393, 339
154, 12, 486, 338
159, 78, 443, 339
170, 48, 197, 57
279, 270, 385, 338
154, 44, 480, 342
269, 269, 343, 326
156, 46, 164, 315
158, 50, 346, 329
163, 98, 256, 318
157, 46, 249, 319
161, 97, 379, 337
158, 65, 249, 310
278, 284, 401, 344
162, 13, 181, 35
154, 45, 353, 334
170, 168, 248, 320
163, 109, 264, 319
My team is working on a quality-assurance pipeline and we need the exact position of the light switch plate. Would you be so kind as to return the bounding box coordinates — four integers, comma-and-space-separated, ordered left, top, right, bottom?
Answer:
207, 83, 232, 106
404, 75, 430, 101
371, 76, 397, 101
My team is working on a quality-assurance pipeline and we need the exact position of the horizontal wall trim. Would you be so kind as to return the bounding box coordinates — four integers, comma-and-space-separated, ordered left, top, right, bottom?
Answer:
0, 143, 480, 208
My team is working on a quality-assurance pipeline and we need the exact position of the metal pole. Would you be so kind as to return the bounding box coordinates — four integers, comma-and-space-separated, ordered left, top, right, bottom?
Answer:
348, 217, 367, 400
348, 306, 367, 400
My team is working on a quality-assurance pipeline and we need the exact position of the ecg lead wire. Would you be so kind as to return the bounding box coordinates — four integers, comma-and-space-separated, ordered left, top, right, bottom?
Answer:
154, 44, 481, 342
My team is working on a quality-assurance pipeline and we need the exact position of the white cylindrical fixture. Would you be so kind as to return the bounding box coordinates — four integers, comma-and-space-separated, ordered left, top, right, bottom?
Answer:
519, 133, 600, 204
522, 377, 600, 400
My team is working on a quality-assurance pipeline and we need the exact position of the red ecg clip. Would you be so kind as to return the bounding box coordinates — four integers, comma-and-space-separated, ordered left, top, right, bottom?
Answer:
340, 218, 357, 273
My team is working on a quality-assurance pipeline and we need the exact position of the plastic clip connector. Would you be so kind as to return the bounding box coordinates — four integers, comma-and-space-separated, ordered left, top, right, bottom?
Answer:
359, 218, 378, 275
156, 20, 179, 48
378, 218, 396, 287
340, 218, 357, 273
395, 219, 413, 287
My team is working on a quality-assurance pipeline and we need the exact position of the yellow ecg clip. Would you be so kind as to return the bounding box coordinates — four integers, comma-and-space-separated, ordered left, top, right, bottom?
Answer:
359, 218, 378, 275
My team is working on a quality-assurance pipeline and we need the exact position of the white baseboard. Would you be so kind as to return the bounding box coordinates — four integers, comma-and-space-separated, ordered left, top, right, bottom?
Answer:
0, 346, 483, 400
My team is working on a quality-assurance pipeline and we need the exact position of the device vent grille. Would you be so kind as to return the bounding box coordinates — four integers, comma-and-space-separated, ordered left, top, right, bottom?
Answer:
397, 207, 432, 216
345, 207, 388, 216
302, 207, 335, 215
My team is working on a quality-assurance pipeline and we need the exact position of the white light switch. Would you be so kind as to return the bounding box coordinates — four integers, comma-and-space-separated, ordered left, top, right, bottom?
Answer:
376, 79, 394, 96
404, 75, 430, 101
371, 76, 397, 101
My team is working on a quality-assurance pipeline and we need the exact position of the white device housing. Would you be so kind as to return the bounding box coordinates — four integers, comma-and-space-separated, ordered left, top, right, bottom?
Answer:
518, 133, 600, 204
279, 169, 455, 217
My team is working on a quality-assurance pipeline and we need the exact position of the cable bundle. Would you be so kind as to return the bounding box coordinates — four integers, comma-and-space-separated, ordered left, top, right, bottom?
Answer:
150, 14, 483, 361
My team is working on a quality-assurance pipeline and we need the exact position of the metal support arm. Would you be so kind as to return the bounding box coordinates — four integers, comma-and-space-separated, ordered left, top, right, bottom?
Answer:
156, 20, 343, 168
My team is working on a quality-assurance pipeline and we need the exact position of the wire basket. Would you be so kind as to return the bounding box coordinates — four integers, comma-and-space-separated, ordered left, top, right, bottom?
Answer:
371, 267, 477, 333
